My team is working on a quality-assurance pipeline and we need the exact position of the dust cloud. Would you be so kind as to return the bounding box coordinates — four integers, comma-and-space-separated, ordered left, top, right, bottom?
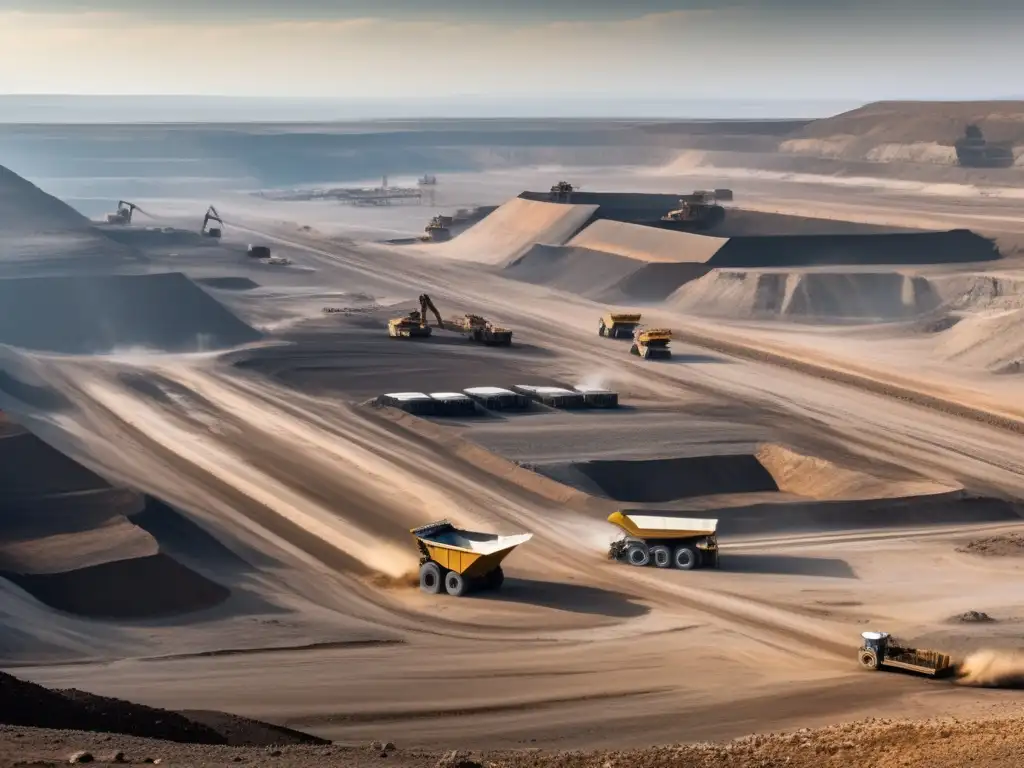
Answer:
955, 649, 1024, 688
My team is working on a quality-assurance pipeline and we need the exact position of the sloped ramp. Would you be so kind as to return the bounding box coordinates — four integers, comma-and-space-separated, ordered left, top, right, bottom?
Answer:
568, 219, 728, 264
419, 197, 597, 265
504, 244, 646, 298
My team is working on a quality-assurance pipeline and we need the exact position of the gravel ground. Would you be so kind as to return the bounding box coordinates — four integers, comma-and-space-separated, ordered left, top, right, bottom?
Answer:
6, 715, 1024, 768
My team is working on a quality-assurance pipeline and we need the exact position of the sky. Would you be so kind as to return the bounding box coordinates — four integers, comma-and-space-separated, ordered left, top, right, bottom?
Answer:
0, 1, 1021, 116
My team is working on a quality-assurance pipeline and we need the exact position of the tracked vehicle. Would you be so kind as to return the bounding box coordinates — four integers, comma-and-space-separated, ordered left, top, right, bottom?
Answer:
445, 313, 513, 346
388, 293, 442, 339
106, 200, 138, 225
201, 206, 223, 238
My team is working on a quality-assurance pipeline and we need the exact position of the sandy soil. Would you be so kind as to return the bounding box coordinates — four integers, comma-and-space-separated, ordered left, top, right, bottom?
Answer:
0, 132, 1023, 765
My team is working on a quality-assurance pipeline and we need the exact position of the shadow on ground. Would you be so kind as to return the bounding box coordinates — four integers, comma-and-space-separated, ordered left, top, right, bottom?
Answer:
721, 553, 857, 579
667, 353, 732, 364
474, 577, 650, 618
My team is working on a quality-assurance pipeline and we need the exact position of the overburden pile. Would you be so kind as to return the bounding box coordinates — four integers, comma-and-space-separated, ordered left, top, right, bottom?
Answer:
0, 272, 263, 354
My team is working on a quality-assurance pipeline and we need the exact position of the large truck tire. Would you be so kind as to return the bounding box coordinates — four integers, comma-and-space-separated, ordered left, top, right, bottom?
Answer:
673, 545, 698, 570
650, 545, 672, 568
625, 543, 650, 567
444, 570, 469, 597
419, 562, 442, 594
859, 649, 880, 671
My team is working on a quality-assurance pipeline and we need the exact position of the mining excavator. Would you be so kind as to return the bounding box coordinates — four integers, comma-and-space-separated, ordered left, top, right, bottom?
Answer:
388, 293, 444, 339
387, 294, 513, 346
660, 190, 726, 230
106, 200, 138, 225
201, 206, 223, 238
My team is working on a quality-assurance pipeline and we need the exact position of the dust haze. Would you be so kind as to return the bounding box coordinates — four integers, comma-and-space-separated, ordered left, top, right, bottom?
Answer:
1, 101, 1024, 767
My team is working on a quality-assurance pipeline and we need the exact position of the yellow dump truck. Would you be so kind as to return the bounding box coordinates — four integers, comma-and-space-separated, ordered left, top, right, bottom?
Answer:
858, 632, 955, 677
411, 519, 533, 597
631, 327, 672, 360
599, 313, 642, 339
444, 314, 513, 346
607, 510, 718, 570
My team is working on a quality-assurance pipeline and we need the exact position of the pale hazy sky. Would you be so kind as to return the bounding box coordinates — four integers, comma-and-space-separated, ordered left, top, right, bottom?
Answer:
0, 2, 1020, 101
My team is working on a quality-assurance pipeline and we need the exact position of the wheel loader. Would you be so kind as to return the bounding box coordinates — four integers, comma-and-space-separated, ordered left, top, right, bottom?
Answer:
858, 631, 955, 677
599, 312, 642, 339
630, 327, 672, 360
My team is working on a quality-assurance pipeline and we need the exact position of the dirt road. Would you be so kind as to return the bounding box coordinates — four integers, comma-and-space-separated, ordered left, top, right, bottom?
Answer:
5, 210, 1023, 748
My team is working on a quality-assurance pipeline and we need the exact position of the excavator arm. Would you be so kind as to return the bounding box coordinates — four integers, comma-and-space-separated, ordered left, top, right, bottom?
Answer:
202, 206, 222, 230
419, 294, 444, 328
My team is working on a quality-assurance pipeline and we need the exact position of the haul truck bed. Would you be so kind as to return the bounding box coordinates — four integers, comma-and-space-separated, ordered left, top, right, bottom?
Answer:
608, 510, 719, 570
411, 519, 532, 597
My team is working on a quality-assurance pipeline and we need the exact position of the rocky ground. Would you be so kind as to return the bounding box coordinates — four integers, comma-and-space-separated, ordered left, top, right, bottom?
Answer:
6, 714, 1024, 768
6, 671, 1024, 768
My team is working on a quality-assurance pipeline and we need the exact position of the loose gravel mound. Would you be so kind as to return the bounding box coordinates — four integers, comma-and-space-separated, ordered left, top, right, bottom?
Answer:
755, 444, 955, 500
0, 272, 262, 353
934, 308, 1024, 373
957, 532, 1024, 557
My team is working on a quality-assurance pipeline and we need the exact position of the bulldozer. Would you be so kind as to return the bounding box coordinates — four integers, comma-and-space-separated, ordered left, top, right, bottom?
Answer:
201, 206, 223, 238
631, 326, 672, 360
660, 190, 726, 230
549, 181, 575, 202
599, 312, 642, 339
106, 200, 138, 225
424, 215, 452, 242
388, 293, 444, 339
444, 313, 513, 346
